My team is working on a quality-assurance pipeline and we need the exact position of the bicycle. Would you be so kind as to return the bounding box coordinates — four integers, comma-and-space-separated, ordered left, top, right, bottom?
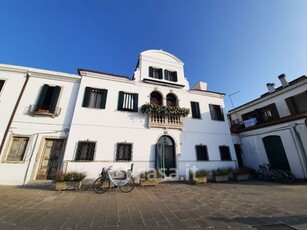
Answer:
93, 163, 135, 193
256, 163, 295, 183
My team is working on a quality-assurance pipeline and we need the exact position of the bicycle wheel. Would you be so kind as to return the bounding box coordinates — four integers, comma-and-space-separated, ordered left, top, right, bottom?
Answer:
93, 177, 110, 194
119, 177, 135, 193
285, 171, 295, 183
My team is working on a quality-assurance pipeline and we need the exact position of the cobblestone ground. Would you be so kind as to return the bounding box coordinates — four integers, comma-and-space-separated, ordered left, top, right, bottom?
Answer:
0, 180, 306, 229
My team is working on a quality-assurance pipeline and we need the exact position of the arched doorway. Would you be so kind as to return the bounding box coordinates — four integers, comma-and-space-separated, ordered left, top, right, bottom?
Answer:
156, 135, 176, 177
262, 135, 290, 170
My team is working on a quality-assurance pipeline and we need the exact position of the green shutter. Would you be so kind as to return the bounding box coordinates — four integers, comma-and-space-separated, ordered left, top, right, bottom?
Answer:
149, 67, 153, 77
36, 84, 49, 111
118, 91, 124, 110
164, 70, 169, 80
133, 93, 138, 112
82, 87, 91, 107
49, 86, 61, 113
173, 71, 178, 82
285, 97, 296, 115
100, 89, 108, 109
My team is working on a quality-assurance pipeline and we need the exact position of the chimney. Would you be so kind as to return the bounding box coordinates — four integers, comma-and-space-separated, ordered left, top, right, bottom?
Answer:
193, 81, 207, 91
266, 83, 275, 93
278, 73, 288, 87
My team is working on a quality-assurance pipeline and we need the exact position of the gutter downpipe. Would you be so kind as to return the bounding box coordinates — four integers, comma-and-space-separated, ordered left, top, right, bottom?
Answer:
292, 123, 307, 180
0, 72, 30, 156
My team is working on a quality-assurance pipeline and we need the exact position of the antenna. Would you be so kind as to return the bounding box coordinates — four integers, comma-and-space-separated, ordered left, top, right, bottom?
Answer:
229, 91, 240, 109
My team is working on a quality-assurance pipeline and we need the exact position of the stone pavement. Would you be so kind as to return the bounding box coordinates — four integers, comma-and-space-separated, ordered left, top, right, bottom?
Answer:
0, 180, 307, 229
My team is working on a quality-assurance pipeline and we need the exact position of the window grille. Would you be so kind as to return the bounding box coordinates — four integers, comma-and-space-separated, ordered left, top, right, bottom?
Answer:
116, 143, 132, 162
6, 137, 29, 162
75, 141, 96, 161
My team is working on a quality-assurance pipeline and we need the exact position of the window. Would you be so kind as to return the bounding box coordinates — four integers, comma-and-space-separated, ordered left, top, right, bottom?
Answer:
286, 91, 307, 115
191, 101, 201, 119
116, 143, 132, 162
242, 103, 279, 123
35, 84, 61, 113
164, 70, 178, 82
82, 87, 108, 109
150, 91, 163, 105
75, 141, 96, 161
196, 145, 209, 161
219, 146, 231, 161
149, 67, 163, 79
166, 93, 177, 107
118, 91, 138, 112
6, 137, 29, 162
209, 104, 224, 121
0, 80, 4, 93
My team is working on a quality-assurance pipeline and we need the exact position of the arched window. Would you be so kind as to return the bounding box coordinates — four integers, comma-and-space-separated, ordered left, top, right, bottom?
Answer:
166, 93, 177, 107
150, 91, 162, 105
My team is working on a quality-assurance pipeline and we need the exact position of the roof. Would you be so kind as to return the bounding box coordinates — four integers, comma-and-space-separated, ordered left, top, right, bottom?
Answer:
77, 68, 132, 80
228, 75, 307, 113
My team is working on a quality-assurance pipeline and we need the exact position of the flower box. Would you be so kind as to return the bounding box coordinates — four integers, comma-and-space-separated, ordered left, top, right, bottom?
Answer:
140, 179, 159, 187
214, 175, 229, 182
55, 181, 82, 191
235, 174, 249, 181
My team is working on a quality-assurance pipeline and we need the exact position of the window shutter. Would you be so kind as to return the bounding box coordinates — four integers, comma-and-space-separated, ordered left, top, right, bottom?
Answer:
158, 68, 163, 79
191, 102, 197, 117
173, 71, 178, 82
82, 87, 91, 107
49, 86, 61, 113
36, 84, 49, 111
118, 91, 124, 110
209, 104, 215, 120
149, 67, 153, 78
164, 70, 169, 80
285, 97, 296, 115
133, 93, 139, 112
220, 107, 225, 121
99, 89, 108, 109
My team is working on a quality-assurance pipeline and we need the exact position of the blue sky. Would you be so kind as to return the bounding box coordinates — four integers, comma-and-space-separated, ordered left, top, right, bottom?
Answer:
1, 0, 306, 111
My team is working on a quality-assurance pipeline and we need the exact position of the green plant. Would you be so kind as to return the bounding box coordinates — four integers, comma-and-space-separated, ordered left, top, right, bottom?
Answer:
211, 168, 230, 176
54, 171, 87, 182
139, 170, 157, 181
195, 169, 209, 178
234, 166, 252, 175
140, 103, 190, 117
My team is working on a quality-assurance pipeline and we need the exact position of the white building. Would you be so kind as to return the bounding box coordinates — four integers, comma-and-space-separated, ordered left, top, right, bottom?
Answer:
0, 64, 80, 185
228, 74, 307, 179
0, 50, 237, 185
64, 50, 237, 179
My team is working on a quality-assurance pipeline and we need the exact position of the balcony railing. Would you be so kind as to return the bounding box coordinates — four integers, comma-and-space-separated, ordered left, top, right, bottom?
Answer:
27, 105, 61, 118
148, 113, 183, 129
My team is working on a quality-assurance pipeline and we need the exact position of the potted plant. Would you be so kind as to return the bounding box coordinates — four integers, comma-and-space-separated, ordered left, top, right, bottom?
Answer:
139, 169, 159, 186
140, 103, 190, 117
212, 168, 230, 182
189, 169, 209, 184
54, 171, 87, 191
234, 166, 252, 181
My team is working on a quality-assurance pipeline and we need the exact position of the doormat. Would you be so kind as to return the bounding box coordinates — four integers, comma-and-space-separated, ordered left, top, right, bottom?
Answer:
253, 223, 297, 230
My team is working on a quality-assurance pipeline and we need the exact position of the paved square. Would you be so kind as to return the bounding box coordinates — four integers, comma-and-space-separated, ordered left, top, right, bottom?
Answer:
0, 180, 306, 229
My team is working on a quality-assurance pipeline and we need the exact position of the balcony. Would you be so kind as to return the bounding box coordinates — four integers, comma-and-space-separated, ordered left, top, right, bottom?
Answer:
27, 104, 61, 118
148, 113, 184, 130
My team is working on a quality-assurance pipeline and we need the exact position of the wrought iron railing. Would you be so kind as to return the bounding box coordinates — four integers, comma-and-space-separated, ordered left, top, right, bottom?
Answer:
27, 104, 61, 117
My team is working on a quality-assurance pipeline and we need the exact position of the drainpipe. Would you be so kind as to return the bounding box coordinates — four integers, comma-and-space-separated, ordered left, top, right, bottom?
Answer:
0, 72, 30, 155
292, 123, 307, 180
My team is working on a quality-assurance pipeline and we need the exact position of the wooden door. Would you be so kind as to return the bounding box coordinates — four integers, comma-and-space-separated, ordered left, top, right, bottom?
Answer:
36, 139, 64, 180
